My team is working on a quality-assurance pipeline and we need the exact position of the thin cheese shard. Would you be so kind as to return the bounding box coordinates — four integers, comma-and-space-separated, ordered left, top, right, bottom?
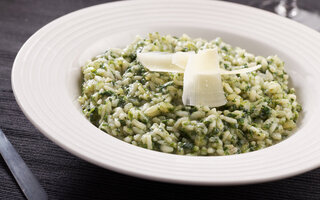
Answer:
137, 52, 184, 73
182, 49, 227, 107
220, 65, 261, 75
172, 52, 195, 69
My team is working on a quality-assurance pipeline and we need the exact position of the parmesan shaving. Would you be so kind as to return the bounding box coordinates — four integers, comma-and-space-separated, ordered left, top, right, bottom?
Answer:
137, 52, 184, 73
182, 49, 227, 107
220, 65, 261, 75
172, 51, 195, 69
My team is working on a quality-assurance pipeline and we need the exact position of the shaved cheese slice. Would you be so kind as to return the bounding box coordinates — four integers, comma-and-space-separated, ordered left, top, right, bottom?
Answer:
182, 49, 227, 107
183, 72, 227, 107
220, 65, 261, 75
172, 51, 195, 69
137, 52, 184, 73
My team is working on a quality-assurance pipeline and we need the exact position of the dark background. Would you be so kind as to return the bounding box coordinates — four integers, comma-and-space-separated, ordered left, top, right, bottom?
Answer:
1, 0, 320, 199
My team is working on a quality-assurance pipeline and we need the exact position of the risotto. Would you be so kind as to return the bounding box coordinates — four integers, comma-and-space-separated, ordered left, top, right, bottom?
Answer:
78, 33, 302, 156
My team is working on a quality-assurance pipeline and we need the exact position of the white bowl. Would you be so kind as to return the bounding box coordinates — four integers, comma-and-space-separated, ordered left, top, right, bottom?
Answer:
12, 0, 320, 185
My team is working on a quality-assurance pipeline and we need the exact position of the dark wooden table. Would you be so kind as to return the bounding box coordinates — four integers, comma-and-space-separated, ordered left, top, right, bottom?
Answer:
1, 0, 320, 199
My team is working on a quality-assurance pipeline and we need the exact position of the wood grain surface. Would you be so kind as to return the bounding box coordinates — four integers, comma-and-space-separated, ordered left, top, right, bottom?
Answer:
0, 0, 319, 199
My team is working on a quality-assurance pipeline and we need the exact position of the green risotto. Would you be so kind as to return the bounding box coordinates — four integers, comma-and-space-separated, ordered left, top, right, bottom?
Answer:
78, 33, 302, 156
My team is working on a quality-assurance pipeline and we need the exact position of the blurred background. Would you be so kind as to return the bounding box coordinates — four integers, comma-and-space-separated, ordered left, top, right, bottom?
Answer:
226, 0, 320, 31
